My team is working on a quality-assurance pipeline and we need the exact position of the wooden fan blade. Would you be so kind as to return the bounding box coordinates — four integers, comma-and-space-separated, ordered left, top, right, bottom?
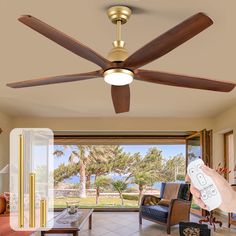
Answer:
18, 15, 110, 69
124, 13, 213, 69
135, 70, 235, 92
111, 85, 130, 113
7, 70, 102, 88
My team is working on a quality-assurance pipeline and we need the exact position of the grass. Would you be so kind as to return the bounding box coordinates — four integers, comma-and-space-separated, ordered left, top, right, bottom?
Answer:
191, 203, 201, 210
54, 196, 139, 208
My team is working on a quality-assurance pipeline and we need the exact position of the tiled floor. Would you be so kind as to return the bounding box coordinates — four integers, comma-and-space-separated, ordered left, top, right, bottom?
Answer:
35, 212, 236, 236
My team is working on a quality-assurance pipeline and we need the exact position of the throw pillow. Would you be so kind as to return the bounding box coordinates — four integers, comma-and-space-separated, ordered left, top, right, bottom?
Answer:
158, 198, 171, 207
3, 192, 10, 214
0, 194, 6, 214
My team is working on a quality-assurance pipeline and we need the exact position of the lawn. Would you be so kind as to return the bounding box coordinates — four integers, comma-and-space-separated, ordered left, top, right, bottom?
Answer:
54, 196, 139, 208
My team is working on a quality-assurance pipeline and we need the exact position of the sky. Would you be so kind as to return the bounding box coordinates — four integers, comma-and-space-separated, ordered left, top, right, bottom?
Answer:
122, 145, 185, 158
54, 144, 185, 169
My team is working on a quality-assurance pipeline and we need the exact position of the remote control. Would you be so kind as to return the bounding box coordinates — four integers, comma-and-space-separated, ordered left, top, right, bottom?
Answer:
187, 158, 222, 211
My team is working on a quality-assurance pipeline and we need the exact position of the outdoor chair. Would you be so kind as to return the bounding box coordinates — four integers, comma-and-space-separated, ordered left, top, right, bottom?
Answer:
139, 182, 192, 234
228, 184, 236, 228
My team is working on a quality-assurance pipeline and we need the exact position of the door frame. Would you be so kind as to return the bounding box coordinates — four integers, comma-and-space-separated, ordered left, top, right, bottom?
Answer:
224, 130, 234, 181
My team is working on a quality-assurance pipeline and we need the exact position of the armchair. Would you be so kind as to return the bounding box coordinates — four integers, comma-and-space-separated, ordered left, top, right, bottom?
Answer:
139, 182, 191, 234
228, 184, 236, 228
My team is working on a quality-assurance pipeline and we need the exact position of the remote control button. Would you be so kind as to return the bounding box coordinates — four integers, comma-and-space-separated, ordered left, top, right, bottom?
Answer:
196, 173, 207, 186
197, 164, 203, 170
211, 188, 217, 195
189, 168, 195, 174
201, 191, 208, 200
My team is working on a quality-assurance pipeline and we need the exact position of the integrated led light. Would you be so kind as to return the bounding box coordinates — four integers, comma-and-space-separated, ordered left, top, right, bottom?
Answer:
104, 69, 134, 86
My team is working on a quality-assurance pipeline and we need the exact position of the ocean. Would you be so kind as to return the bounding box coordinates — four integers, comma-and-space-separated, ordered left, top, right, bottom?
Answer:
64, 175, 162, 190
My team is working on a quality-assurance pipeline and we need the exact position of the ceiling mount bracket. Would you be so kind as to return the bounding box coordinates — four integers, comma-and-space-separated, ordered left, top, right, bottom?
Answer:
107, 6, 132, 25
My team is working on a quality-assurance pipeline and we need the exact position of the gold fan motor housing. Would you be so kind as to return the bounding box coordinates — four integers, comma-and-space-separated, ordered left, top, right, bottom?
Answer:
107, 40, 129, 61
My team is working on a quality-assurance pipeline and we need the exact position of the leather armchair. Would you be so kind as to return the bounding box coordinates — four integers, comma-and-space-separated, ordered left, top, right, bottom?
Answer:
139, 183, 192, 234
228, 184, 236, 228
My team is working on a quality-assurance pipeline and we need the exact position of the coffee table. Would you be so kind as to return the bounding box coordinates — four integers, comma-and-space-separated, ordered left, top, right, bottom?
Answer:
41, 208, 94, 236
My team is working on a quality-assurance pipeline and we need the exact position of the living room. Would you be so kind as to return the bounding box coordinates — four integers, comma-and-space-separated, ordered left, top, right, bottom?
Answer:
1, 1, 236, 236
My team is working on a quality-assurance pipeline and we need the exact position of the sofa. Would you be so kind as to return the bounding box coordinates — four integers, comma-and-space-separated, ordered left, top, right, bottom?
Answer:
139, 182, 192, 234
228, 184, 236, 228
0, 193, 33, 236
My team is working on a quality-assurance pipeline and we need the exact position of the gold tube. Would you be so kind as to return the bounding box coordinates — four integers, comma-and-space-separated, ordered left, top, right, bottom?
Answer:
116, 20, 122, 41
40, 199, 47, 228
18, 134, 24, 228
29, 173, 35, 228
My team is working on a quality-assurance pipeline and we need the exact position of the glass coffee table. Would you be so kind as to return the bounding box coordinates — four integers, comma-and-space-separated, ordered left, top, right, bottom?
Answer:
41, 208, 94, 236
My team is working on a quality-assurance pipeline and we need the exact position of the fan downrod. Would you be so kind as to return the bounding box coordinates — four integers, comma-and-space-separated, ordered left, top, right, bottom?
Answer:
107, 6, 132, 62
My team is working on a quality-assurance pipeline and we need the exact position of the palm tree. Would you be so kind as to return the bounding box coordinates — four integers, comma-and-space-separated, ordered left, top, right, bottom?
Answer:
54, 145, 125, 198
54, 145, 92, 198
112, 180, 128, 206
68, 146, 91, 198
94, 175, 111, 205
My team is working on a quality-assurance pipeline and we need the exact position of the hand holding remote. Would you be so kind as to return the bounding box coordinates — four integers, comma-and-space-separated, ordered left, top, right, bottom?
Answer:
186, 162, 236, 213
187, 159, 222, 211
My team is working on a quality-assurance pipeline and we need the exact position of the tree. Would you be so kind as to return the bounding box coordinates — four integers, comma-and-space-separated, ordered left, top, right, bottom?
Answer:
69, 146, 92, 198
162, 153, 185, 182
126, 147, 164, 203
53, 163, 79, 186
133, 172, 153, 204
86, 145, 132, 187
112, 180, 128, 206
54, 145, 130, 198
94, 175, 111, 205
54, 145, 92, 198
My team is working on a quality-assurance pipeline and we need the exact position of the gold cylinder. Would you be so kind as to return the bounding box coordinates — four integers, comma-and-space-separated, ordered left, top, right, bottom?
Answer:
40, 199, 47, 228
29, 173, 35, 228
18, 134, 24, 228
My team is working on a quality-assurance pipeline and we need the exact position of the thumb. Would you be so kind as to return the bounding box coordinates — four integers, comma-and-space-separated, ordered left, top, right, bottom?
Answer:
185, 175, 191, 182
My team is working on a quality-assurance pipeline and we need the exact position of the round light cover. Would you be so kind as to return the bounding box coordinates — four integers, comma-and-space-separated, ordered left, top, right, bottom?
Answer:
104, 69, 134, 86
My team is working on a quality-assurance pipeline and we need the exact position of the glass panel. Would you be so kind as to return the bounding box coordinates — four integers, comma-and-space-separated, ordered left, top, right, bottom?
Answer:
187, 133, 202, 164
187, 133, 202, 213
53, 144, 186, 209
10, 128, 54, 231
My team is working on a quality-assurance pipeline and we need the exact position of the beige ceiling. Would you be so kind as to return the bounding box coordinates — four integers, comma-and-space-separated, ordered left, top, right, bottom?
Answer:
1, 0, 236, 118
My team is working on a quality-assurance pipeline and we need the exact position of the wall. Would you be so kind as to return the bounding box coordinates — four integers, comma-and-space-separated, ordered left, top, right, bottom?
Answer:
0, 111, 13, 192
12, 117, 213, 132
9, 114, 236, 180
213, 105, 236, 178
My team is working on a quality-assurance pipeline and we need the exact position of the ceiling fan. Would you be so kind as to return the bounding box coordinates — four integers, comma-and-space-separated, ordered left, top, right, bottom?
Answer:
7, 6, 236, 113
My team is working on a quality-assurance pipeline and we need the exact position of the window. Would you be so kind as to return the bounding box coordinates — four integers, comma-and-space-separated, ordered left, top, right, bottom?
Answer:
53, 134, 188, 209
224, 131, 235, 184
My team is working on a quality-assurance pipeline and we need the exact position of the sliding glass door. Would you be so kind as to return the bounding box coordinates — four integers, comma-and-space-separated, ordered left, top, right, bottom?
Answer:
186, 129, 212, 216
53, 134, 187, 209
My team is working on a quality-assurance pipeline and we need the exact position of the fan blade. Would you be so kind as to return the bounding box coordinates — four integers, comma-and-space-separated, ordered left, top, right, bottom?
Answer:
111, 85, 130, 113
7, 70, 102, 88
135, 70, 235, 92
18, 15, 110, 69
124, 13, 213, 69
